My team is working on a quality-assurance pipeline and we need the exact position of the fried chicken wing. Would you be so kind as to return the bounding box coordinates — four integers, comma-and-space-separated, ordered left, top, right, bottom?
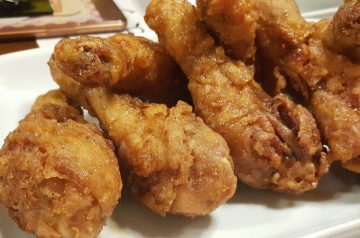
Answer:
145, 0, 328, 193
0, 90, 122, 238
49, 59, 237, 217
53, 33, 189, 105
237, 0, 360, 173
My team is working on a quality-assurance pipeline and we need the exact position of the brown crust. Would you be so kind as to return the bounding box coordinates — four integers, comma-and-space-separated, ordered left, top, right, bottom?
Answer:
0, 90, 121, 238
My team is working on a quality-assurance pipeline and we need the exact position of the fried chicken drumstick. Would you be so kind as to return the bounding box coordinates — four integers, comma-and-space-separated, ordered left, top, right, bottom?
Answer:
0, 90, 122, 238
216, 0, 360, 173
53, 33, 188, 105
145, 0, 328, 193
49, 58, 237, 217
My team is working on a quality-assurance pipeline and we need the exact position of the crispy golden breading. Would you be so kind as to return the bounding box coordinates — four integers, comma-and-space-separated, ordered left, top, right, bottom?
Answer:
0, 90, 122, 238
197, 0, 327, 130
145, 0, 328, 193
49, 60, 237, 217
330, 0, 360, 62
53, 33, 189, 105
195, 0, 306, 93
196, 0, 258, 63
240, 0, 360, 173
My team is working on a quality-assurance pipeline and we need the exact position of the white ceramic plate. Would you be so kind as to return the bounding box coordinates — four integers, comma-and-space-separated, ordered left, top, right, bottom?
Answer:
1, 1, 360, 237
0, 43, 360, 238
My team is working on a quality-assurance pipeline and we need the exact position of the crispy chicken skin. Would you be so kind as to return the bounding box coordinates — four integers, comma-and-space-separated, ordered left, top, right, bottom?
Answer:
53, 33, 188, 105
195, 0, 307, 92
235, 0, 360, 172
49, 59, 237, 217
196, 0, 258, 63
145, 0, 328, 193
0, 90, 122, 238
330, 0, 360, 62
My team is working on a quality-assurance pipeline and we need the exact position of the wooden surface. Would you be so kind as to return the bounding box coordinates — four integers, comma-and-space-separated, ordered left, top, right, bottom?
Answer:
0, 39, 38, 55
93, 0, 126, 21
0, 0, 126, 56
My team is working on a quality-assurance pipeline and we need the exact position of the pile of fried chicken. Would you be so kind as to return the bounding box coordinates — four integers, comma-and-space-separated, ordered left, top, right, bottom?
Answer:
0, 0, 359, 237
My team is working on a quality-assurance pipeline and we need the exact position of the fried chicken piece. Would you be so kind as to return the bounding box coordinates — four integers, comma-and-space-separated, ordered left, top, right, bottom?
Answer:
330, 0, 360, 62
196, 0, 315, 106
0, 90, 122, 238
195, 0, 303, 92
145, 0, 328, 193
342, 158, 360, 173
196, 0, 258, 63
49, 59, 237, 217
53, 33, 189, 105
242, 0, 360, 172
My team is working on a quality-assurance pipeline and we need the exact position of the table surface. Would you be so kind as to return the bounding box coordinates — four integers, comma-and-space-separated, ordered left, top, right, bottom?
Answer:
0, 39, 38, 55
0, 0, 126, 55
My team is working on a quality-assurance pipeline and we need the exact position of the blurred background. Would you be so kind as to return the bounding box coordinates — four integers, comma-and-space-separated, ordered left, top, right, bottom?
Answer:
297, 0, 342, 12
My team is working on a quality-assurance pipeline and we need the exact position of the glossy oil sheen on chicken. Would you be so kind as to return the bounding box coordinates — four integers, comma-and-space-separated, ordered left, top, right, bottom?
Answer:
145, 0, 329, 194
53, 33, 189, 106
227, 0, 360, 173
49, 58, 237, 217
